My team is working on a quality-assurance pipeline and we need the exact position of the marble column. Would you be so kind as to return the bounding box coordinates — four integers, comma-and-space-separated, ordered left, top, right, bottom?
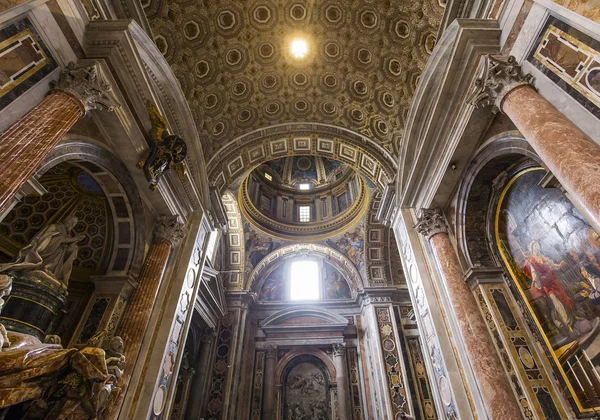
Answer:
185, 329, 216, 420
415, 209, 522, 419
108, 215, 185, 420
262, 345, 277, 420
470, 54, 600, 232
332, 342, 351, 420
0, 62, 114, 213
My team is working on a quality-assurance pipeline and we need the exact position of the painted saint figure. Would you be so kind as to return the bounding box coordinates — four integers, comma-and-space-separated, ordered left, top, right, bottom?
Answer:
523, 240, 574, 332
0, 215, 85, 289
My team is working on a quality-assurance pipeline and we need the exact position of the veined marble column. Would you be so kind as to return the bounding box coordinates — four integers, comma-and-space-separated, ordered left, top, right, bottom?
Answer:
0, 62, 114, 213
415, 209, 521, 419
262, 345, 277, 420
470, 55, 600, 232
108, 215, 185, 420
185, 329, 216, 420
332, 343, 351, 420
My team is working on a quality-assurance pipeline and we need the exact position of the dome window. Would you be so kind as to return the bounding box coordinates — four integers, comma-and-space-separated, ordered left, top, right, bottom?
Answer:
299, 205, 311, 222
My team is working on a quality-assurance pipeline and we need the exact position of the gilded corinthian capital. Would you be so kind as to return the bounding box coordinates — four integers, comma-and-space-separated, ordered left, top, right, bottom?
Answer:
414, 208, 448, 241
50, 62, 116, 113
468, 55, 534, 113
154, 215, 186, 245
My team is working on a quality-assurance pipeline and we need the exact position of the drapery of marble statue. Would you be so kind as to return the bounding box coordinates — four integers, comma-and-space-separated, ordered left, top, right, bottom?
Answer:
0, 331, 124, 418
0, 273, 123, 418
0, 216, 85, 289
0, 275, 12, 349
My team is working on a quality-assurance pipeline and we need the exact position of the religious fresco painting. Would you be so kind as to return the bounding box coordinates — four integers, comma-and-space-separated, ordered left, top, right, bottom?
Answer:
528, 16, 600, 120
326, 223, 365, 274
496, 167, 600, 413
258, 264, 285, 301
323, 262, 351, 300
244, 222, 282, 268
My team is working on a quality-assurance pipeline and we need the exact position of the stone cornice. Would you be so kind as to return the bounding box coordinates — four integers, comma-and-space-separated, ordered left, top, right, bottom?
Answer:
397, 19, 501, 210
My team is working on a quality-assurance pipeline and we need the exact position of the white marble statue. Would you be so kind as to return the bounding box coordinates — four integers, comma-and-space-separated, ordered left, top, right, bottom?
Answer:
0, 216, 85, 289
0, 274, 12, 349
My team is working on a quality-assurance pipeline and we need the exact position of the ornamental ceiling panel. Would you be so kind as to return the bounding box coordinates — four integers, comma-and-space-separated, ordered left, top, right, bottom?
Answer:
143, 0, 445, 158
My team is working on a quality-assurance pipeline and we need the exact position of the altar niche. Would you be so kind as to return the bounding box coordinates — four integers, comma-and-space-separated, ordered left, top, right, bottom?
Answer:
0, 157, 140, 345
282, 355, 331, 420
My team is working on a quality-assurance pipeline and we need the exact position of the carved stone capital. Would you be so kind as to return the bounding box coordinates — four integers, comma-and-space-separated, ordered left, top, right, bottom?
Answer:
415, 208, 448, 241
50, 62, 115, 113
154, 215, 186, 245
332, 342, 346, 357
468, 55, 534, 113
265, 345, 277, 359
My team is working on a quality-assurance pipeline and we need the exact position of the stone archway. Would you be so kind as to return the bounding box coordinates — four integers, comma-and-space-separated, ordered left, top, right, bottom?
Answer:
221, 190, 245, 290
280, 354, 332, 420
246, 243, 364, 294
207, 123, 397, 193
454, 132, 539, 268
39, 138, 146, 275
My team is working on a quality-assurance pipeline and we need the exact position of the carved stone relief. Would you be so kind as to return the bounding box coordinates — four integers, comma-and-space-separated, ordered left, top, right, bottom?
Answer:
284, 361, 330, 420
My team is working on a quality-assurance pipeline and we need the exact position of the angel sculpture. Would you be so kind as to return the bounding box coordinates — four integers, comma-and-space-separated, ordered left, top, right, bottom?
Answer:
137, 102, 188, 190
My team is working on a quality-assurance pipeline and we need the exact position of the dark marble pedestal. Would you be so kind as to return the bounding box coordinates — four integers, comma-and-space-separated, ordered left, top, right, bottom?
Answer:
0, 272, 67, 340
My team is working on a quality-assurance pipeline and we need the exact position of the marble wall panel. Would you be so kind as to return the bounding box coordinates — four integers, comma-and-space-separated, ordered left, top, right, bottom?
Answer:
0, 17, 57, 111
528, 16, 600, 121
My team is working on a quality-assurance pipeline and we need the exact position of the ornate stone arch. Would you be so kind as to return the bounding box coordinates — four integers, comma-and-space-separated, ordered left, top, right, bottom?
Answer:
206, 123, 397, 192
454, 131, 540, 269
276, 348, 337, 385
37, 137, 147, 275
246, 243, 364, 294
364, 190, 396, 285
221, 190, 244, 290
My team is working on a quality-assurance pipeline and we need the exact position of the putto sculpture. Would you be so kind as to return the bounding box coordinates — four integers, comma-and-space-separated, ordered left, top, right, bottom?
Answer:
0, 215, 85, 289
137, 102, 188, 190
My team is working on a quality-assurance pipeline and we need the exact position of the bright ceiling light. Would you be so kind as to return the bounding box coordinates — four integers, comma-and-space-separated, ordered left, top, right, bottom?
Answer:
290, 38, 308, 59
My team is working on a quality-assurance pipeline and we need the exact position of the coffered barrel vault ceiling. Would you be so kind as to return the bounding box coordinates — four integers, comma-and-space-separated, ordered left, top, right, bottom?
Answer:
142, 0, 445, 158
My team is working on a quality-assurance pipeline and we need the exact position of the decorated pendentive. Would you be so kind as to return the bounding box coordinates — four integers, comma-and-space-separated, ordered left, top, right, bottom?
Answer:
137, 102, 188, 190
0, 216, 85, 339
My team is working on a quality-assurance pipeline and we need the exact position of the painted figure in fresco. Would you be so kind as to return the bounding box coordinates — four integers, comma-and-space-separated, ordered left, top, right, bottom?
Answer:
580, 263, 600, 304
327, 227, 364, 271
245, 226, 280, 268
0, 216, 85, 289
325, 269, 351, 299
523, 240, 574, 332
260, 272, 284, 301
